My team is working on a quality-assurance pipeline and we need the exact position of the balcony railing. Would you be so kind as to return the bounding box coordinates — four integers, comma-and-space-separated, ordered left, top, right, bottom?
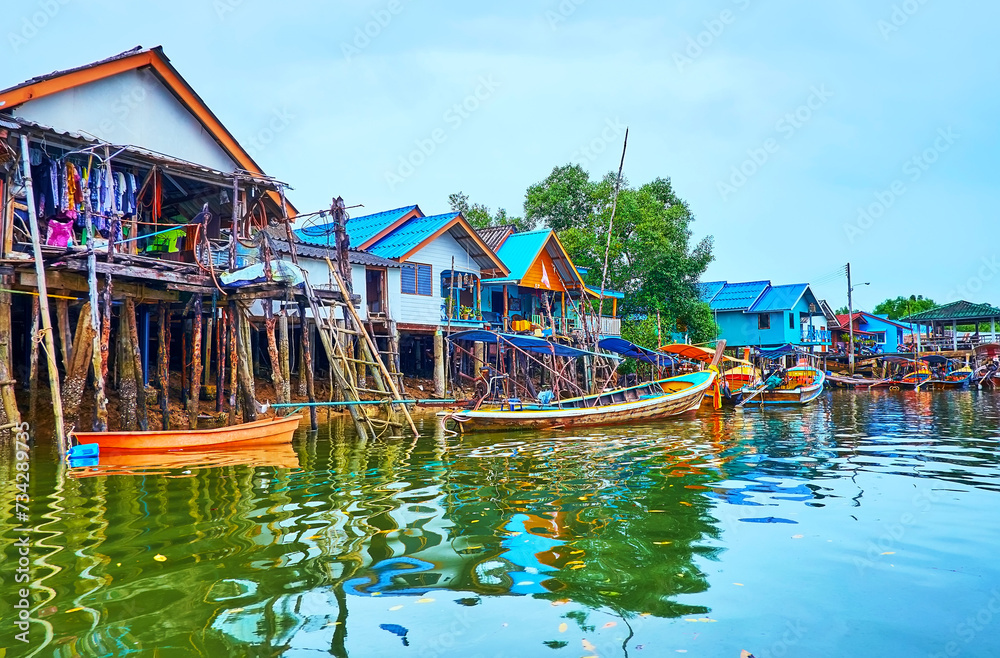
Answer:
580, 315, 622, 337
800, 328, 831, 344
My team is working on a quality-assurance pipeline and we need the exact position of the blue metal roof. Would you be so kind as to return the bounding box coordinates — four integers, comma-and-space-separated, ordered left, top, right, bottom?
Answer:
698, 281, 727, 304
747, 283, 809, 313
494, 230, 550, 281
708, 280, 770, 312
294, 205, 419, 249
366, 212, 459, 259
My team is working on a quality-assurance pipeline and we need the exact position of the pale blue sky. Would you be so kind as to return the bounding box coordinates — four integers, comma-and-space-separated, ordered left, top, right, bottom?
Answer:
5, 0, 998, 311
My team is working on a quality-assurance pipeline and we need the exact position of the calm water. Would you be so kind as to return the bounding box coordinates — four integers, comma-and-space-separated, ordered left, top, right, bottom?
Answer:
2, 390, 1000, 657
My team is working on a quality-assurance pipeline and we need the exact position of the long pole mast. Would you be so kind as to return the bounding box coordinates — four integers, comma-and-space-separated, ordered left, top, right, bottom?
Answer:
598, 128, 629, 328
847, 262, 855, 375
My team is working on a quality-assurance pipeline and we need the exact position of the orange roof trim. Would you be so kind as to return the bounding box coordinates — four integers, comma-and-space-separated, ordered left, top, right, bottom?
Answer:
0, 46, 296, 217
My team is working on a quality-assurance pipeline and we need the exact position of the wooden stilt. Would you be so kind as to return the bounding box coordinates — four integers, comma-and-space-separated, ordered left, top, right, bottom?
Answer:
279, 306, 291, 405
188, 295, 203, 429
298, 302, 319, 430
83, 204, 107, 431
227, 303, 238, 426
433, 331, 445, 397
101, 274, 112, 384
56, 299, 73, 374
203, 304, 214, 388
125, 299, 148, 431
117, 308, 138, 430
236, 308, 257, 423
0, 288, 21, 434
216, 306, 225, 413
28, 298, 40, 426
297, 311, 307, 397
180, 320, 188, 406
264, 301, 287, 413
158, 302, 170, 430
61, 302, 95, 429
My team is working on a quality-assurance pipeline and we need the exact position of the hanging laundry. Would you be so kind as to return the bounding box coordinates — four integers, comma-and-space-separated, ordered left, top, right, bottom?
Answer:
49, 160, 59, 214
30, 157, 54, 217
125, 172, 136, 214
46, 215, 74, 247
115, 171, 126, 213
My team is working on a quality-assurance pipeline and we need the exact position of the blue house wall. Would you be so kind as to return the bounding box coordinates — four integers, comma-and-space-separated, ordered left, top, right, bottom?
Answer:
701, 280, 830, 349
858, 314, 906, 353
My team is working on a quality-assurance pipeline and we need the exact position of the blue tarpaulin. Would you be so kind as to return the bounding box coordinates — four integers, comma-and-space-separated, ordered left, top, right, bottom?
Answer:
449, 330, 618, 360
598, 337, 678, 368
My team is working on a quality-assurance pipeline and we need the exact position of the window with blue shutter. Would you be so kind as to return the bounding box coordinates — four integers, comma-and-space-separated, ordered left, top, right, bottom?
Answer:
402, 263, 432, 295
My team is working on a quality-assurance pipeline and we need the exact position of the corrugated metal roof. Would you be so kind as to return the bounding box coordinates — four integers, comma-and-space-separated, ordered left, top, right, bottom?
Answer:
708, 280, 770, 311
902, 301, 1000, 322
698, 281, 727, 304
367, 212, 459, 259
265, 228, 399, 267
493, 230, 550, 281
295, 205, 419, 249
747, 283, 808, 313
476, 224, 516, 251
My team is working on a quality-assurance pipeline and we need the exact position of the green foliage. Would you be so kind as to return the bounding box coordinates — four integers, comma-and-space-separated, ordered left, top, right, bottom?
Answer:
872, 295, 937, 320
524, 166, 717, 342
835, 306, 849, 315
448, 192, 533, 231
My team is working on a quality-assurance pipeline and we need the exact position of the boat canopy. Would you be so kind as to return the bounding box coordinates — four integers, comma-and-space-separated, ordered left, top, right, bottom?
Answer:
920, 355, 950, 365
449, 330, 619, 360
755, 344, 800, 360
658, 343, 716, 363
598, 338, 677, 367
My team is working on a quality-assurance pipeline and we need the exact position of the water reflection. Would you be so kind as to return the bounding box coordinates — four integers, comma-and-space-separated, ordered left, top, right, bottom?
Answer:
1, 390, 999, 655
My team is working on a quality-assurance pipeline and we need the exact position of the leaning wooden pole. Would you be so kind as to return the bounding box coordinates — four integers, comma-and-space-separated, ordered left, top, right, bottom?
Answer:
278, 306, 292, 405
20, 135, 66, 446
56, 299, 73, 374
158, 302, 170, 430
216, 306, 226, 413
188, 295, 203, 429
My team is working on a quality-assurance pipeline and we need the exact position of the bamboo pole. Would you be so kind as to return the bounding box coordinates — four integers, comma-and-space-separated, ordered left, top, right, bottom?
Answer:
61, 302, 95, 429
203, 304, 214, 388
158, 302, 170, 430
20, 135, 66, 446
125, 299, 148, 431
0, 288, 21, 433
188, 295, 203, 429
298, 302, 319, 430
101, 274, 112, 384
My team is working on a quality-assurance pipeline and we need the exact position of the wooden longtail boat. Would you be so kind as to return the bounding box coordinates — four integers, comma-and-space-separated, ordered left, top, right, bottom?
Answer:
68, 443, 300, 478
72, 414, 303, 452
925, 368, 973, 390
657, 343, 760, 408
735, 366, 826, 406
446, 370, 716, 432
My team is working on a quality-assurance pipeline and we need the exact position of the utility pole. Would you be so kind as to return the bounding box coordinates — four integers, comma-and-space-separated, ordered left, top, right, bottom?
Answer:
847, 262, 855, 375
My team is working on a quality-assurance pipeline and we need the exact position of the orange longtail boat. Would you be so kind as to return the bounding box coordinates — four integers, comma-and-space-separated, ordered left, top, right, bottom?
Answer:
72, 414, 303, 452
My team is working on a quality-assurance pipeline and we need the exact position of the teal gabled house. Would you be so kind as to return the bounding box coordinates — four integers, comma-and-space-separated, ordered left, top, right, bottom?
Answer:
700, 280, 831, 350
